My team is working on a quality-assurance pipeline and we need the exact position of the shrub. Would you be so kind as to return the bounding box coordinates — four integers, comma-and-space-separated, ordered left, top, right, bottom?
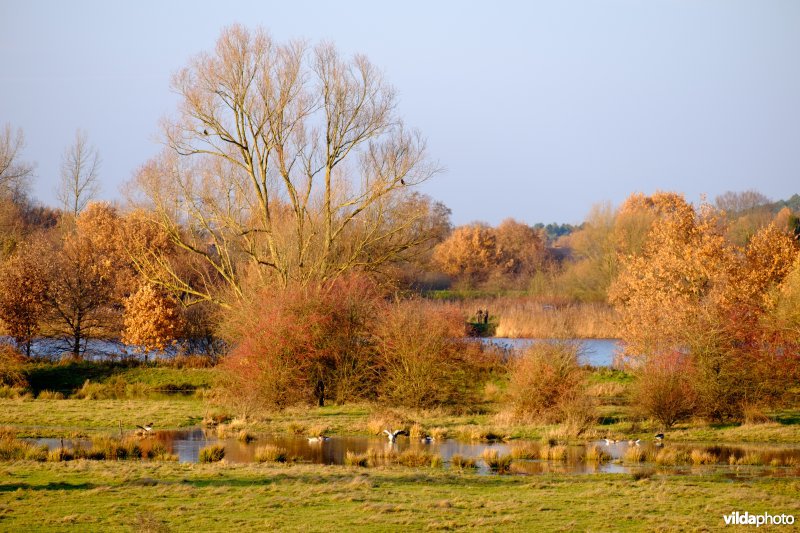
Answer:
632, 352, 696, 428
375, 300, 486, 409
506, 341, 594, 428
396, 449, 441, 468
654, 448, 690, 466
623, 446, 647, 463
0, 437, 47, 461
198, 444, 225, 463
237, 430, 255, 443
690, 449, 717, 465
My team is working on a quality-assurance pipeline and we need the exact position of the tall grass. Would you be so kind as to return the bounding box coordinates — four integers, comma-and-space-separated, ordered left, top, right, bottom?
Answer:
481, 449, 513, 474
198, 444, 225, 463
254, 444, 287, 463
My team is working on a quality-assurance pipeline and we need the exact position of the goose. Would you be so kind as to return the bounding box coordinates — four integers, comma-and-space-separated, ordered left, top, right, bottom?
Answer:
308, 436, 330, 444
604, 438, 616, 445
383, 429, 406, 442
420, 435, 435, 443
136, 422, 154, 433
655, 433, 664, 441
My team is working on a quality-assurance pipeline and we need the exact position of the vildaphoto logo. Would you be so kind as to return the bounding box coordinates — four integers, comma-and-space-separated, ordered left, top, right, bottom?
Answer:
723, 511, 795, 527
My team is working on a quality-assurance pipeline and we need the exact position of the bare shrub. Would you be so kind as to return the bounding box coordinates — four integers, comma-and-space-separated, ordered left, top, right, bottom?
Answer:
375, 300, 486, 409
505, 341, 593, 427
632, 352, 696, 428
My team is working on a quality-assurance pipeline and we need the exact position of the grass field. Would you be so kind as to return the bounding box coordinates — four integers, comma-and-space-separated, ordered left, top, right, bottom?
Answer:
1, 461, 798, 531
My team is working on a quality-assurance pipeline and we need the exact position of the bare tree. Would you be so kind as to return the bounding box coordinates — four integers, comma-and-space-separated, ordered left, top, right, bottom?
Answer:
131, 25, 441, 304
0, 124, 34, 198
58, 129, 100, 217
715, 190, 770, 215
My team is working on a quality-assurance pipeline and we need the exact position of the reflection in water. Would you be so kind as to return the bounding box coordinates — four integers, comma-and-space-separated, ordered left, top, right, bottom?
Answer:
32, 430, 800, 477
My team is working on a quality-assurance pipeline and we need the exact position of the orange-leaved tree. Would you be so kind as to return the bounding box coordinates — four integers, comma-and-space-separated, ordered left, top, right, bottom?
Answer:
122, 283, 184, 360
610, 192, 799, 420
0, 240, 49, 356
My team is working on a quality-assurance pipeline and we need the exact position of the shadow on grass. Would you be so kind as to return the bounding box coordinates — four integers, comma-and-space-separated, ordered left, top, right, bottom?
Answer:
0, 482, 95, 492
597, 416, 622, 426
24, 361, 136, 395
773, 411, 800, 425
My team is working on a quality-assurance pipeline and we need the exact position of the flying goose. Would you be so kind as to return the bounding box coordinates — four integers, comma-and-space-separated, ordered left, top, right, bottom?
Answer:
383, 429, 406, 442
136, 422, 154, 433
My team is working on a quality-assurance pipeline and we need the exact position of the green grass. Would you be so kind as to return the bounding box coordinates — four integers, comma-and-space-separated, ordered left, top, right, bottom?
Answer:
0, 461, 797, 531
0, 398, 204, 437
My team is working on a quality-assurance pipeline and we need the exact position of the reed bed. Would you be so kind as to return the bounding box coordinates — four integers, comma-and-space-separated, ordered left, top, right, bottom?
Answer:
452, 298, 618, 338
344, 448, 442, 468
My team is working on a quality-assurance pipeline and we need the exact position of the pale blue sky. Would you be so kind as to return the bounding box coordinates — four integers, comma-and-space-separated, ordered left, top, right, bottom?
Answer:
1, 0, 798, 225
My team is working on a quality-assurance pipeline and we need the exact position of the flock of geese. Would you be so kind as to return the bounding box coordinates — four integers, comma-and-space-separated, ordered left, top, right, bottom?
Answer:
604, 433, 664, 446
138, 422, 666, 446
307, 429, 435, 444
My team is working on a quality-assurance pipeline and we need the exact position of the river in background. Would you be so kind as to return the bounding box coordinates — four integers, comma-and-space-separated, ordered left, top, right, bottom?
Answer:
5, 336, 620, 366
484, 338, 621, 367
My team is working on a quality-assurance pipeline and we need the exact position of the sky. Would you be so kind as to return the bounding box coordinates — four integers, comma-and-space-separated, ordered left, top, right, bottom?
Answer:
1, 0, 799, 225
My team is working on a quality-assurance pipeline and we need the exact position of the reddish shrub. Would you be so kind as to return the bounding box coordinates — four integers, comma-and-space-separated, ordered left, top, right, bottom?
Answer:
218, 276, 381, 414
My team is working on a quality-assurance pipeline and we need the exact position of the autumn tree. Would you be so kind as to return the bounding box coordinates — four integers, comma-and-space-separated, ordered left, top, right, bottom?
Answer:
610, 193, 799, 420
122, 283, 183, 360
0, 241, 49, 356
46, 203, 129, 357
494, 218, 547, 277
131, 25, 440, 305
57, 129, 100, 218
432, 223, 499, 285
432, 219, 547, 287
219, 276, 382, 412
